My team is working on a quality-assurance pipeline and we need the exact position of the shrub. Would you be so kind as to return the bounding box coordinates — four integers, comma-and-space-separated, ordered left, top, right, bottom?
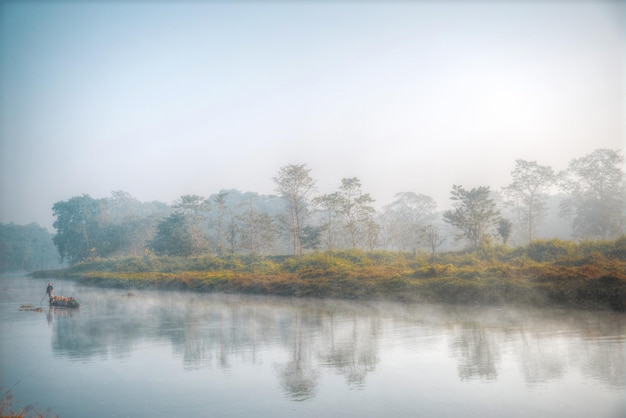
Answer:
522, 239, 576, 262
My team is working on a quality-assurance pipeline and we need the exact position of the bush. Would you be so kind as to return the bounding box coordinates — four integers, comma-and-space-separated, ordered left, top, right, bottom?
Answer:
520, 239, 576, 262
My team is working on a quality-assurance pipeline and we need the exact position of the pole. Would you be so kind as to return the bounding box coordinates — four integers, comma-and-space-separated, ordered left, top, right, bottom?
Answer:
40, 282, 53, 305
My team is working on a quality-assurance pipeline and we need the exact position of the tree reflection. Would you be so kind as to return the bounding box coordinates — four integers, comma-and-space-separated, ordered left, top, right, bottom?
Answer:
450, 324, 499, 381
318, 313, 378, 388
275, 312, 318, 401
46, 290, 626, 402
518, 331, 565, 386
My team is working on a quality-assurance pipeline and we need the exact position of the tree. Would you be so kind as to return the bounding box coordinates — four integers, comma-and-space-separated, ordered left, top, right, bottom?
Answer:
52, 194, 111, 263
363, 217, 381, 251
147, 213, 194, 256
211, 191, 230, 255
337, 177, 376, 249
238, 197, 277, 255
443, 185, 500, 250
173, 194, 210, 255
313, 192, 342, 251
559, 149, 625, 239
382, 192, 437, 252
497, 218, 513, 246
300, 225, 323, 251
421, 223, 446, 257
503, 159, 556, 243
273, 164, 316, 255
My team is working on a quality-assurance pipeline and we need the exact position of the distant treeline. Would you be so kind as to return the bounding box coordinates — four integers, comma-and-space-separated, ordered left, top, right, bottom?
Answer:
47, 148, 624, 264
0, 223, 61, 272
4, 148, 625, 268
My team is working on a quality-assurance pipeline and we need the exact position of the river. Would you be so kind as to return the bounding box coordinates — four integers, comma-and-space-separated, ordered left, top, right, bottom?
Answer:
0, 274, 624, 417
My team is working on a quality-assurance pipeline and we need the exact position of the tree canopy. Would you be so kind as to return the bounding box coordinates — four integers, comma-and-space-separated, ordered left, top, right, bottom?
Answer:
443, 185, 500, 250
559, 149, 625, 239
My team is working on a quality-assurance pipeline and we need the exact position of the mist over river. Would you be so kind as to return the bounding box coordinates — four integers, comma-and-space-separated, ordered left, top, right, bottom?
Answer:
1, 274, 624, 417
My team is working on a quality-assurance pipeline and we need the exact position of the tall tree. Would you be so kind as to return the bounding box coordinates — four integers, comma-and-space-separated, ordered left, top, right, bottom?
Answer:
52, 195, 110, 263
212, 191, 230, 255
503, 160, 556, 243
559, 149, 625, 239
443, 185, 500, 250
313, 192, 341, 251
273, 164, 316, 255
173, 195, 210, 255
237, 197, 277, 255
337, 177, 376, 249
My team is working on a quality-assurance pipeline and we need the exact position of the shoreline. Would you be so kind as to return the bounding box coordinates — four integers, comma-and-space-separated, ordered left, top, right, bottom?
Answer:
29, 257, 626, 312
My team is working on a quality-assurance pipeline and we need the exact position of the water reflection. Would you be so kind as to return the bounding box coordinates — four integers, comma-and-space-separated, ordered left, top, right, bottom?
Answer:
275, 311, 319, 401
46, 290, 626, 400
450, 325, 499, 381
318, 313, 378, 388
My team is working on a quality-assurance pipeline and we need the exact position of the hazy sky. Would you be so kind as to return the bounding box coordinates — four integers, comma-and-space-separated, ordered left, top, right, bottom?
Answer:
1, 1, 624, 231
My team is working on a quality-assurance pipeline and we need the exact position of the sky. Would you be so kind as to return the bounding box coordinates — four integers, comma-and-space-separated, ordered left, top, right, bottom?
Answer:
1, 1, 624, 231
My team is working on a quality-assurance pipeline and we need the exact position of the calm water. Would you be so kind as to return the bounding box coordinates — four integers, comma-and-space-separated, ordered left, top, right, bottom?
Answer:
1, 274, 624, 418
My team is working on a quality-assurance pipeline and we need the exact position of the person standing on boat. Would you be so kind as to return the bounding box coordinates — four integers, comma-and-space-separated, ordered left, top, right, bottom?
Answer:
46, 283, 54, 299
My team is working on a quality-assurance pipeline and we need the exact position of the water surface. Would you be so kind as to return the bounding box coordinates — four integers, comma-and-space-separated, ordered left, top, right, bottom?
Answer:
1, 274, 624, 417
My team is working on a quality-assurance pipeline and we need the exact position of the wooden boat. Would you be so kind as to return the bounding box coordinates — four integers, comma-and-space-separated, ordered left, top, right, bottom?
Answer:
49, 295, 79, 308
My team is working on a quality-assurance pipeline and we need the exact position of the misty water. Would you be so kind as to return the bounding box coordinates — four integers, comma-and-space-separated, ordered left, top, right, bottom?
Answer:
1, 274, 624, 418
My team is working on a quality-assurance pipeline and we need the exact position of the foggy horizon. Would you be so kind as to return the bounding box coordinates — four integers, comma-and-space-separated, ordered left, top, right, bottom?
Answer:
1, 1, 624, 231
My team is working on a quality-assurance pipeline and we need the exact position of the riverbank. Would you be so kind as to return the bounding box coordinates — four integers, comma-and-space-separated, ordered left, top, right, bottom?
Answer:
30, 239, 626, 311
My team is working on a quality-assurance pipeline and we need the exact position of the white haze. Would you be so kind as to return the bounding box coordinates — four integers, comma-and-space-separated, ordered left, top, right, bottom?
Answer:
1, 1, 623, 231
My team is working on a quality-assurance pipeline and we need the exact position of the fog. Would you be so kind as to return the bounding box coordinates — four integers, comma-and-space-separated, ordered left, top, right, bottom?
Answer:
1, 1, 623, 231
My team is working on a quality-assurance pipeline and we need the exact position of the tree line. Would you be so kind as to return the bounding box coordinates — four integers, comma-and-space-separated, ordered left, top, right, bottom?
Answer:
42, 148, 625, 264
0, 223, 60, 271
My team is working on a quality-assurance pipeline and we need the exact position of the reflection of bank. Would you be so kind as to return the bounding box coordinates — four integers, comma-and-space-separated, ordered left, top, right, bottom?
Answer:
40, 292, 626, 395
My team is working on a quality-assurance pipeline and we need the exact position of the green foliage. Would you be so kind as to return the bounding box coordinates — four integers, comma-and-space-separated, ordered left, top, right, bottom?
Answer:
148, 213, 194, 256
280, 252, 350, 274
443, 185, 500, 250
516, 239, 576, 262
52, 194, 109, 263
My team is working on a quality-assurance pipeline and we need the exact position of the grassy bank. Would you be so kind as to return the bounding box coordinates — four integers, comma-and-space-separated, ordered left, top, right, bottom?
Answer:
31, 238, 626, 311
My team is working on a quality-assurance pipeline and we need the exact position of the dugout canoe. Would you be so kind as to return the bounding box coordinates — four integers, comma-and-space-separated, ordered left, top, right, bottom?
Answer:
49, 295, 80, 308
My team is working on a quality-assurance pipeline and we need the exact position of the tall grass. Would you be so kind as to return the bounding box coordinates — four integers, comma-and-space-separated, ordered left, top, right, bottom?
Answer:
1, 387, 57, 418
31, 237, 626, 311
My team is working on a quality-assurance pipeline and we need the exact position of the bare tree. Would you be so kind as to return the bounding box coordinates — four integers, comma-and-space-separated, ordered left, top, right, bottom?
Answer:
337, 177, 375, 249
421, 223, 446, 257
313, 192, 341, 251
273, 164, 316, 255
383, 192, 437, 252
503, 160, 555, 243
